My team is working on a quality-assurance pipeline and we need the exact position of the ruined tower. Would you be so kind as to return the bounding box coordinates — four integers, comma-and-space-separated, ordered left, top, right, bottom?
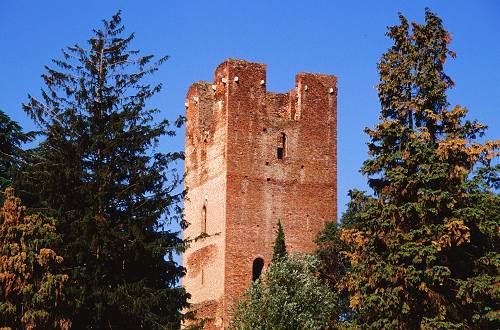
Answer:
182, 59, 337, 328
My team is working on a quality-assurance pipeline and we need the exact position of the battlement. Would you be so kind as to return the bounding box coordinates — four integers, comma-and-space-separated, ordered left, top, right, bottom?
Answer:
185, 59, 337, 127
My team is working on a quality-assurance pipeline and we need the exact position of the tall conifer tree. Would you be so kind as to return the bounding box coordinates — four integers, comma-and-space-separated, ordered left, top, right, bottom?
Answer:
341, 10, 499, 329
272, 221, 287, 262
20, 12, 189, 328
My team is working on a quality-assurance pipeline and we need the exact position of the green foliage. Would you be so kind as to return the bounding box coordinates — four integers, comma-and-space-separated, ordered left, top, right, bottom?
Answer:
314, 192, 371, 327
0, 188, 69, 329
230, 255, 337, 330
0, 110, 32, 193
338, 190, 369, 230
339, 9, 499, 329
272, 221, 287, 262
315, 223, 352, 325
18, 11, 189, 328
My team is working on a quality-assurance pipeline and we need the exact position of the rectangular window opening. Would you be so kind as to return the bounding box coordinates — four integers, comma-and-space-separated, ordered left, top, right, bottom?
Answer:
277, 147, 284, 160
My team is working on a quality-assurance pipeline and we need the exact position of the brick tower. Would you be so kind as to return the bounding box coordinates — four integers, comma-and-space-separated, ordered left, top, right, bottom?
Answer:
182, 59, 337, 329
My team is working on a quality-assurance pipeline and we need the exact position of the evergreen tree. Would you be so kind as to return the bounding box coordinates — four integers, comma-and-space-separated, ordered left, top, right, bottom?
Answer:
0, 110, 32, 193
340, 9, 499, 329
314, 191, 370, 327
272, 221, 287, 262
315, 222, 352, 328
19, 12, 189, 328
0, 188, 69, 329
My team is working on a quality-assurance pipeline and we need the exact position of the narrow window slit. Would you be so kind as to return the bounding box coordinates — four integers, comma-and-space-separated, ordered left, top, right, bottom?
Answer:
277, 148, 283, 159
201, 205, 207, 233
277, 133, 287, 160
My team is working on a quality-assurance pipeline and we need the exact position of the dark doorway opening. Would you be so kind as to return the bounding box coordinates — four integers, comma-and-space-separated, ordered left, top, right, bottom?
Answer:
252, 258, 264, 281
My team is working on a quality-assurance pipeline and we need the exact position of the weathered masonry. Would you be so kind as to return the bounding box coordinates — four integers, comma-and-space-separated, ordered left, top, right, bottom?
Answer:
182, 59, 337, 329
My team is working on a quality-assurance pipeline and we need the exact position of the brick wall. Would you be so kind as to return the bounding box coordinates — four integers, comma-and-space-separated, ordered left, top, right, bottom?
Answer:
183, 59, 337, 329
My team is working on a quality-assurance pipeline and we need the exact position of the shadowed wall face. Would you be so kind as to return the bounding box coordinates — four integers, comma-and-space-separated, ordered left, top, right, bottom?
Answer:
183, 59, 337, 329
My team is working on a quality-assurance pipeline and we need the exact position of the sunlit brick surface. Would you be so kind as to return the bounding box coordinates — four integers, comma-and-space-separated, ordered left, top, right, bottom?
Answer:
182, 59, 337, 329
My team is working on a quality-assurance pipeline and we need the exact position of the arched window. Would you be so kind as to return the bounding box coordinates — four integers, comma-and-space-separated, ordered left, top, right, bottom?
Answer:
201, 205, 207, 233
252, 258, 264, 282
277, 133, 286, 160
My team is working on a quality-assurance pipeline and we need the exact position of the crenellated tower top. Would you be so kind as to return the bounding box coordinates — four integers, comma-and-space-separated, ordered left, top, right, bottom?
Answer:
186, 59, 337, 128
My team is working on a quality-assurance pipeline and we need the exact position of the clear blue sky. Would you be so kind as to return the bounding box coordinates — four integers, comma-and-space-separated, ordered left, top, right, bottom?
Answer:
1, 0, 499, 219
